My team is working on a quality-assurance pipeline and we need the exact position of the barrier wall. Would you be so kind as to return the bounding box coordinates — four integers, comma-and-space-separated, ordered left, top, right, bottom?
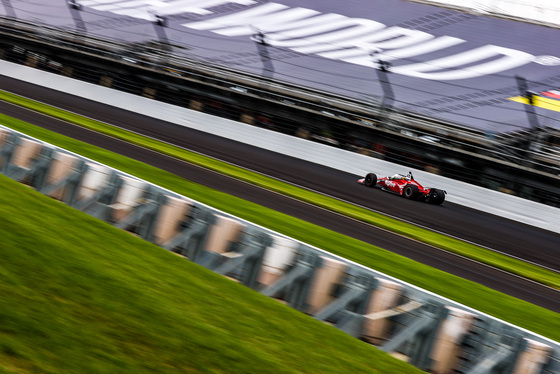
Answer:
1, 60, 559, 234
1, 125, 559, 373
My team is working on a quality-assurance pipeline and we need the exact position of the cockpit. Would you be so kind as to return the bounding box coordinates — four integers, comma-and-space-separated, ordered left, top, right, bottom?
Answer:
388, 172, 413, 181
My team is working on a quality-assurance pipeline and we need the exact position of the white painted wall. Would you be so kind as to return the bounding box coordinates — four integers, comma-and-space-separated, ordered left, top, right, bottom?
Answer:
1, 60, 559, 233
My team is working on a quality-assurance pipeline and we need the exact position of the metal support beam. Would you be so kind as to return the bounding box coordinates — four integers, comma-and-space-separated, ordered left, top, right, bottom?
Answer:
162, 204, 216, 262
39, 159, 88, 205
212, 228, 273, 290
314, 270, 376, 322
114, 186, 167, 243
541, 352, 560, 373
0, 131, 18, 174
376, 62, 394, 111
311, 270, 376, 338
260, 246, 321, 312
1, 0, 17, 19
152, 14, 169, 45
371, 51, 395, 128
252, 30, 275, 83
465, 343, 519, 374
67, 0, 87, 35
515, 75, 540, 131
460, 320, 525, 374
72, 171, 123, 221
333, 310, 365, 338
5, 145, 54, 186
380, 302, 448, 370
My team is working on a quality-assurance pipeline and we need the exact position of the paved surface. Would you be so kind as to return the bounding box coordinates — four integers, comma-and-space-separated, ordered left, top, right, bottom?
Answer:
1, 75, 559, 312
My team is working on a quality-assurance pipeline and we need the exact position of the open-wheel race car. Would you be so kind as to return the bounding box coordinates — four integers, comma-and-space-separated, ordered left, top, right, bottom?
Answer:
358, 171, 447, 205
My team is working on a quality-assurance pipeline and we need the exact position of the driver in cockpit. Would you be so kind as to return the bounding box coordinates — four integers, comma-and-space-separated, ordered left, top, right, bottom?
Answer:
389, 172, 413, 181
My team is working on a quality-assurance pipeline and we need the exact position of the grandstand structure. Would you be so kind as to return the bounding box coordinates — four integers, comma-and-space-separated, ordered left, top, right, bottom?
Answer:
0, 0, 559, 207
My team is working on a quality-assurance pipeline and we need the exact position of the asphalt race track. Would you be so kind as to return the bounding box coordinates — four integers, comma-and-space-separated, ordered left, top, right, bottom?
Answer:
1, 75, 559, 313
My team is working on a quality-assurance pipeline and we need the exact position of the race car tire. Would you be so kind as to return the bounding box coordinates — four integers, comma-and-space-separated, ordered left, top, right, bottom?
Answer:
403, 184, 420, 200
428, 188, 445, 205
364, 173, 377, 187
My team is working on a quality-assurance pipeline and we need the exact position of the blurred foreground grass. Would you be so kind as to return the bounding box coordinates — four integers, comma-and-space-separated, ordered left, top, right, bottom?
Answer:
0, 174, 423, 373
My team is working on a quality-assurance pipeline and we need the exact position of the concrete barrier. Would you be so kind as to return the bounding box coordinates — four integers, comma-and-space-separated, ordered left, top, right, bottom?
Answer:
363, 278, 403, 345
307, 256, 348, 315
258, 235, 298, 288
45, 152, 79, 200
79, 163, 113, 201
430, 307, 477, 374
153, 195, 193, 246
109, 176, 147, 222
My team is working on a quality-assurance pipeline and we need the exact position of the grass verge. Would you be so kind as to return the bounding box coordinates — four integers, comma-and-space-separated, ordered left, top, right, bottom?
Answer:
0, 174, 423, 373
0, 95, 559, 343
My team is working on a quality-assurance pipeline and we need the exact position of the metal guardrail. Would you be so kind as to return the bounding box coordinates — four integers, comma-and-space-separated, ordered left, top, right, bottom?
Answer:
1, 125, 559, 373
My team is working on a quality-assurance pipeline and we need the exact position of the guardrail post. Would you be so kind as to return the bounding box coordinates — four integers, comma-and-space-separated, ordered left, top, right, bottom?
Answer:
72, 171, 123, 221
0, 131, 17, 174
260, 246, 322, 312
313, 269, 377, 338
212, 227, 273, 290
40, 158, 88, 204
114, 185, 167, 243
380, 301, 448, 370
162, 204, 216, 261
458, 319, 525, 374
464, 333, 524, 374
4, 142, 54, 185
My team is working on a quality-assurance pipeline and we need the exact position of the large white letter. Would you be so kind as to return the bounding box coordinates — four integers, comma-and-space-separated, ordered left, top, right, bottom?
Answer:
86, 0, 257, 20
268, 18, 385, 50
185, 3, 286, 31
210, 8, 322, 36
392, 45, 534, 80
295, 26, 432, 55
321, 36, 464, 64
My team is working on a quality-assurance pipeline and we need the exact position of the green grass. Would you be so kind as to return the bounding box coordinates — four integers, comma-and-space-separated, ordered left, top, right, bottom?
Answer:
1, 89, 558, 291
0, 93, 559, 344
0, 174, 424, 373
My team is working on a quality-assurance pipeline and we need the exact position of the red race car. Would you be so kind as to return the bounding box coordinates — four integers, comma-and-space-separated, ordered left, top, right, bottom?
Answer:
358, 171, 446, 205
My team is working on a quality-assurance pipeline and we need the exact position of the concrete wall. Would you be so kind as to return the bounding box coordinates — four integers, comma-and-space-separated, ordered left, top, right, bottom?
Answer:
1, 60, 559, 234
